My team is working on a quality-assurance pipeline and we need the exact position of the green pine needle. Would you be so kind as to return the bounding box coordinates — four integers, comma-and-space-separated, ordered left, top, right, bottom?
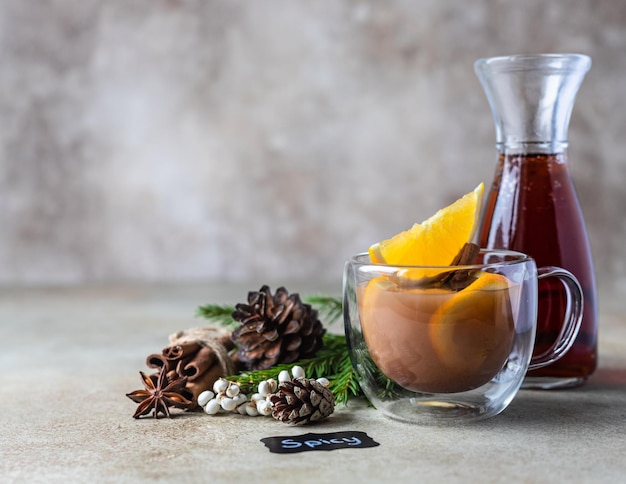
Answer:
195, 303, 237, 328
304, 295, 343, 326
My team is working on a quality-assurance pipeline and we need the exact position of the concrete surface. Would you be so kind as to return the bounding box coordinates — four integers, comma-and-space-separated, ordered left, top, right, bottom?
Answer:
2, 283, 626, 483
1, 1, 626, 296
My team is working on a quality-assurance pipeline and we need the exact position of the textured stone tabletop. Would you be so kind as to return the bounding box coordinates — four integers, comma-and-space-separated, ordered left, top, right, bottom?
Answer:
2, 283, 626, 483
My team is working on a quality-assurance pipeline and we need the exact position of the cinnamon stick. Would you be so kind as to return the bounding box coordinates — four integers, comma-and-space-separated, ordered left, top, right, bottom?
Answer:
176, 346, 216, 381
162, 342, 201, 360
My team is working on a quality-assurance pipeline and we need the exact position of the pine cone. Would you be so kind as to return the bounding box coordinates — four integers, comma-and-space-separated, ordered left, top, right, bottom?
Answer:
269, 378, 335, 425
231, 286, 325, 371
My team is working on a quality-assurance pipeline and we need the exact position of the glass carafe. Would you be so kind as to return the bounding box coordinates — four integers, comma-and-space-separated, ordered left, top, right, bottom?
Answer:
474, 54, 597, 389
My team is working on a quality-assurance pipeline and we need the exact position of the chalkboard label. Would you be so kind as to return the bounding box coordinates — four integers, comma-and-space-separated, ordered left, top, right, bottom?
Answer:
261, 431, 379, 454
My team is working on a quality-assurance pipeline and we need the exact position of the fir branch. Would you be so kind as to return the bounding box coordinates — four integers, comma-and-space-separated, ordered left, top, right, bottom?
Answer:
226, 333, 363, 405
195, 303, 237, 328
196, 292, 361, 404
326, 349, 361, 406
305, 295, 343, 326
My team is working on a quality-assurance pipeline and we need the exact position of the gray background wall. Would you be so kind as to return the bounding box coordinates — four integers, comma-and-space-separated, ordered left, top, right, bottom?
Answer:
1, 1, 625, 295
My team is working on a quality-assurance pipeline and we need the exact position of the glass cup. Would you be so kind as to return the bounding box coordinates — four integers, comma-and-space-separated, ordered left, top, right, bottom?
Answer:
343, 249, 583, 423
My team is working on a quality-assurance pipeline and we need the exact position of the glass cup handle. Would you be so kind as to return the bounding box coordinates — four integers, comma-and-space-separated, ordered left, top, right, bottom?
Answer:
527, 266, 584, 370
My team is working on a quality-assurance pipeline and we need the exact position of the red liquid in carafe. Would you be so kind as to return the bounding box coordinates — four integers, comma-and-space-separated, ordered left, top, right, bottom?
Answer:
479, 153, 597, 380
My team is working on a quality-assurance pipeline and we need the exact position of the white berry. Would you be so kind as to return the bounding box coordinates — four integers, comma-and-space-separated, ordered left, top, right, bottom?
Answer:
316, 377, 330, 388
266, 379, 277, 393
204, 399, 221, 415
197, 390, 215, 407
278, 370, 291, 383
257, 400, 273, 416
246, 402, 260, 416
220, 397, 237, 412
258, 380, 276, 397
225, 384, 240, 398
213, 379, 229, 393
291, 365, 305, 379
258, 381, 269, 396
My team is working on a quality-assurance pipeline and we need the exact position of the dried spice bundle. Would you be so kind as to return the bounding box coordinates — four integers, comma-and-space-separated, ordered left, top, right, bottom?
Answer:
152, 327, 237, 410
127, 327, 238, 418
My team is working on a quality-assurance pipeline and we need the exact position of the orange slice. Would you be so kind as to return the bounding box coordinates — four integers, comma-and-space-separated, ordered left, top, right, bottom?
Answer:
368, 183, 484, 267
429, 272, 516, 384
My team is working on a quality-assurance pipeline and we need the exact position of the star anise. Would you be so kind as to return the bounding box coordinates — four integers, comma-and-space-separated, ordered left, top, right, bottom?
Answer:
126, 367, 192, 419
